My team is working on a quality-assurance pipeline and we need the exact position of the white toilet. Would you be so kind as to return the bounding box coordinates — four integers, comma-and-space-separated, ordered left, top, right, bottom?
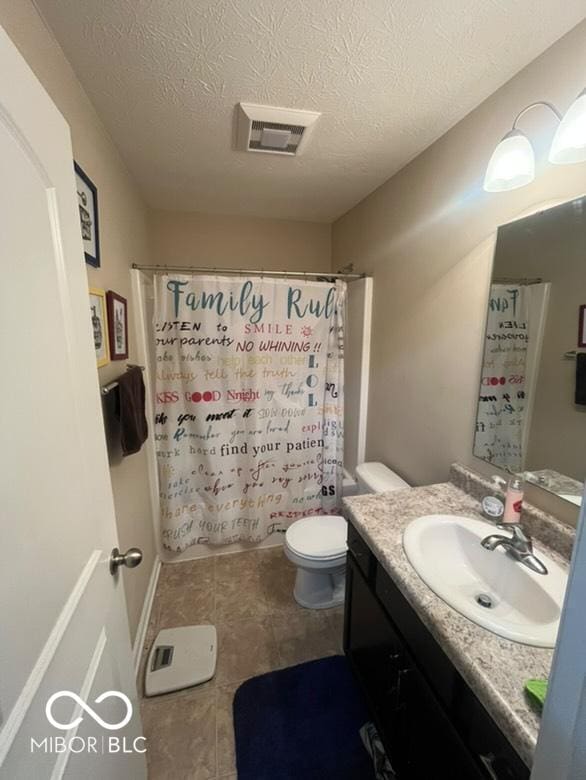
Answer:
284, 462, 410, 609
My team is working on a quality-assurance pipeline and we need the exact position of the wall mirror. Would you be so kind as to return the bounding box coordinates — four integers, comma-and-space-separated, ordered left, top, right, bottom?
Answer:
473, 195, 586, 506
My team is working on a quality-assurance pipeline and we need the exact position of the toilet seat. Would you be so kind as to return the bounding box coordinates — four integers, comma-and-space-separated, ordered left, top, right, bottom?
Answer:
285, 515, 347, 560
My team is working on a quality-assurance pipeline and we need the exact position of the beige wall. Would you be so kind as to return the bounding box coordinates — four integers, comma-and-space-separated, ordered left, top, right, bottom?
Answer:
0, 0, 157, 642
147, 210, 331, 561
4, 1, 584, 630
150, 210, 331, 274
332, 20, 586, 525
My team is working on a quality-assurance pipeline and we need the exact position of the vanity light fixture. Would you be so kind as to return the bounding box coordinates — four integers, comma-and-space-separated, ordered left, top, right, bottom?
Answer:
549, 89, 586, 164
483, 127, 537, 192
484, 91, 586, 192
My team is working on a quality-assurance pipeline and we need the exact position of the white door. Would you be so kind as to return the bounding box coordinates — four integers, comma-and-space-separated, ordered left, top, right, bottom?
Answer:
0, 25, 147, 780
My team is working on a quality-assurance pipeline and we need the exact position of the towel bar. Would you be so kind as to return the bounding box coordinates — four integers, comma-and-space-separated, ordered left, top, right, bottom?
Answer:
101, 364, 145, 396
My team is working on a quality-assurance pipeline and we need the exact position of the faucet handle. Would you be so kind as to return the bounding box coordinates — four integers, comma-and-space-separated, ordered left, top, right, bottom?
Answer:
496, 523, 532, 550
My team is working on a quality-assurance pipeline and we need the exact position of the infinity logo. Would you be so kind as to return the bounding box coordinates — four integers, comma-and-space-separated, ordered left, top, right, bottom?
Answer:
45, 691, 133, 731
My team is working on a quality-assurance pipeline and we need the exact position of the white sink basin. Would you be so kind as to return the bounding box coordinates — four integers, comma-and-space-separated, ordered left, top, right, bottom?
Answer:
403, 514, 568, 647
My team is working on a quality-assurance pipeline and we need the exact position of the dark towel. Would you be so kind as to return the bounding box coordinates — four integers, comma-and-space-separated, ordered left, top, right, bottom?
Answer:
116, 366, 148, 455
576, 353, 586, 405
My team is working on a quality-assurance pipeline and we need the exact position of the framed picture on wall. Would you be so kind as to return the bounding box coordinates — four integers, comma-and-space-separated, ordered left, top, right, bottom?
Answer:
106, 291, 129, 360
579, 305, 586, 348
74, 162, 100, 268
89, 287, 109, 368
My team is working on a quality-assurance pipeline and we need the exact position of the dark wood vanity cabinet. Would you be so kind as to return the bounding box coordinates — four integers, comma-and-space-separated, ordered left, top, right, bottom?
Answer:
344, 523, 530, 780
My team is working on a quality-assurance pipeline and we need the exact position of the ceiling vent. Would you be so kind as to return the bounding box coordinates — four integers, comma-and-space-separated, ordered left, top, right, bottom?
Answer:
236, 103, 321, 156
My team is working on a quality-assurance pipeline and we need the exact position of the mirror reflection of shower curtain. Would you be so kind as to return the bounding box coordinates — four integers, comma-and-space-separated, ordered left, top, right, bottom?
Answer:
474, 284, 529, 472
153, 274, 345, 553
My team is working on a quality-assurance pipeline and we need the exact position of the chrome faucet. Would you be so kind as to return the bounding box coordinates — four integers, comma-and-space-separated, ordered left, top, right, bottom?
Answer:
481, 524, 548, 575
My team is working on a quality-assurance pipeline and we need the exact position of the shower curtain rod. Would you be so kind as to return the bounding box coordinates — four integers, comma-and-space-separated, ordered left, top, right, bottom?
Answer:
131, 262, 366, 280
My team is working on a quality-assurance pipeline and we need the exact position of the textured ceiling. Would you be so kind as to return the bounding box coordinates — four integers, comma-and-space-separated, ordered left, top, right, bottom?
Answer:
35, 0, 586, 222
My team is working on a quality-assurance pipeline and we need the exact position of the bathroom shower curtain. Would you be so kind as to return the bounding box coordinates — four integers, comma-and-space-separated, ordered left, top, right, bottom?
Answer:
474, 284, 529, 472
153, 274, 345, 552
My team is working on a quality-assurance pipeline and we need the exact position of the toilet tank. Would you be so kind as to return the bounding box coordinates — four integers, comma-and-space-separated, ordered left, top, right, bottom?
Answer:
356, 462, 410, 494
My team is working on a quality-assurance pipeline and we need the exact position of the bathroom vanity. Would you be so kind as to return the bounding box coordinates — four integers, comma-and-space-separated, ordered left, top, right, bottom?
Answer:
344, 522, 528, 779
342, 468, 572, 780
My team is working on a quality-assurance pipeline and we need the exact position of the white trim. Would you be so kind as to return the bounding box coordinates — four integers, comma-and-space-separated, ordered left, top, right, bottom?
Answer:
132, 556, 161, 678
50, 629, 107, 780
357, 276, 372, 466
0, 550, 101, 764
164, 538, 284, 564
131, 269, 163, 560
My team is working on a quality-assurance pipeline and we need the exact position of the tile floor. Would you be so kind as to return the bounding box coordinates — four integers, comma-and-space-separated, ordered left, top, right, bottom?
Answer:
139, 545, 345, 779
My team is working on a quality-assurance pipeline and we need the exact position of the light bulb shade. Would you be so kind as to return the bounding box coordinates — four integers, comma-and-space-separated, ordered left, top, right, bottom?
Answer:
549, 90, 586, 165
483, 130, 535, 192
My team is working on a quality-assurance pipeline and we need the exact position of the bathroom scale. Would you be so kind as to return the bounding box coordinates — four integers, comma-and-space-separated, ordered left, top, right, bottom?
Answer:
145, 625, 217, 697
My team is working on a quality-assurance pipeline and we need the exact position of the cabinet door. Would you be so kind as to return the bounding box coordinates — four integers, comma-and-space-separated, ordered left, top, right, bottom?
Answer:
345, 542, 527, 780
345, 555, 410, 774
400, 668, 485, 780
453, 681, 530, 779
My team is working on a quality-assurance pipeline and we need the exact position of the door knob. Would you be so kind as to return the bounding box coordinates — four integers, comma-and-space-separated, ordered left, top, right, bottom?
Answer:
110, 547, 143, 575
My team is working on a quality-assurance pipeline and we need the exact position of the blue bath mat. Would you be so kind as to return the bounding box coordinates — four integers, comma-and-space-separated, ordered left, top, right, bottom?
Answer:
233, 655, 375, 779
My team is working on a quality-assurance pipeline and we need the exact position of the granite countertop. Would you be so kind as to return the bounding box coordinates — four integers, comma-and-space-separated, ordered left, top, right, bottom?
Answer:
525, 468, 584, 499
342, 479, 570, 768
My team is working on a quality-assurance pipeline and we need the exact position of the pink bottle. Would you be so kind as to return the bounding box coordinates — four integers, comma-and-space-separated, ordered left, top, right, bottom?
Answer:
503, 477, 524, 523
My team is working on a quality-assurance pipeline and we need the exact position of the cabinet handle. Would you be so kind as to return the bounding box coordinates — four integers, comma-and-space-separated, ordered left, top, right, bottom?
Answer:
382, 654, 401, 695
393, 668, 411, 710
479, 752, 499, 780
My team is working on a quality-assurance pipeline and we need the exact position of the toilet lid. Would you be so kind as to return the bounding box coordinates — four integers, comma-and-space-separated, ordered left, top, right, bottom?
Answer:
286, 515, 347, 559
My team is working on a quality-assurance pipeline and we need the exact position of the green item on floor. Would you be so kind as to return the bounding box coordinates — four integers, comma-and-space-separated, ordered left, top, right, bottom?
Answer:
525, 679, 548, 710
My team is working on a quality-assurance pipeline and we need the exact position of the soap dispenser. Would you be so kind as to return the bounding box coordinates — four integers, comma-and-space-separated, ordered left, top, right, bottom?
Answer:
503, 476, 524, 524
